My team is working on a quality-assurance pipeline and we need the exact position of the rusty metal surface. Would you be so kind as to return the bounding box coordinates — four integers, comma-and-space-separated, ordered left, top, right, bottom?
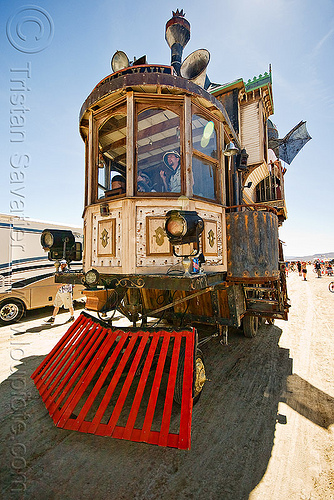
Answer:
226, 211, 279, 279
55, 271, 227, 291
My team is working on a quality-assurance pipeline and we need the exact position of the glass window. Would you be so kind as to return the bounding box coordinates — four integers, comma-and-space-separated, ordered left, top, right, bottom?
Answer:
192, 156, 216, 200
192, 114, 217, 158
98, 113, 126, 199
192, 114, 218, 200
137, 108, 181, 193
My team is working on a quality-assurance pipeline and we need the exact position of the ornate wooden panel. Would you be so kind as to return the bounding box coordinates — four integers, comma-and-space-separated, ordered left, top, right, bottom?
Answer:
146, 217, 172, 256
136, 207, 175, 267
97, 219, 116, 256
202, 220, 218, 256
92, 211, 122, 267
197, 209, 224, 266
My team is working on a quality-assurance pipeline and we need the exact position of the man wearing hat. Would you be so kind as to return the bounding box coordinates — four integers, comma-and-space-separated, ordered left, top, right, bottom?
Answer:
111, 174, 126, 192
45, 260, 75, 324
160, 150, 181, 192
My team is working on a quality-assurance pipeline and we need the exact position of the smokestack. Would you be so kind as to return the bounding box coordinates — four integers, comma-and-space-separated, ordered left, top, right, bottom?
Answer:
165, 9, 190, 76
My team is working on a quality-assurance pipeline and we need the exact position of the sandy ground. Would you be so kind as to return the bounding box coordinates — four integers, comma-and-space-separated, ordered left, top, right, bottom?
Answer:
0, 266, 333, 500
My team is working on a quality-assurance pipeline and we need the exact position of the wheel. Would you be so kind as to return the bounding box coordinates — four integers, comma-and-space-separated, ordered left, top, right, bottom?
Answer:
329, 282, 334, 293
242, 315, 259, 338
193, 349, 206, 404
0, 299, 25, 325
174, 348, 206, 405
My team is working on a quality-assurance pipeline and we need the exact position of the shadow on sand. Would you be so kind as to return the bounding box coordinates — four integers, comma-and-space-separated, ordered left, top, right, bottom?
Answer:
1, 323, 333, 500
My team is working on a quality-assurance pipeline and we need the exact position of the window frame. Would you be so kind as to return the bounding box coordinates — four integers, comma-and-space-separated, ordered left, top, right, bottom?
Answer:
134, 99, 184, 197
93, 100, 127, 203
191, 104, 220, 203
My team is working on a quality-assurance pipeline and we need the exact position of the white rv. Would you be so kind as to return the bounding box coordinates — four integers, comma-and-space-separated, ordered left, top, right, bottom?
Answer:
0, 214, 84, 324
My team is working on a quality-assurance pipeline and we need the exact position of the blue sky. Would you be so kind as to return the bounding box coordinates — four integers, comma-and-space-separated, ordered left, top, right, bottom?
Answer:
1, 0, 333, 257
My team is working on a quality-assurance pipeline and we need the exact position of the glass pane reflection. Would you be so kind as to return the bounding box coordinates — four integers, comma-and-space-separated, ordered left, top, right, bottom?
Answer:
192, 114, 217, 158
192, 156, 216, 200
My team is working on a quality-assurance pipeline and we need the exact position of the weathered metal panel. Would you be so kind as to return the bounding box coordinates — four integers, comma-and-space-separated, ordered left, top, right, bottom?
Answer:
226, 211, 279, 279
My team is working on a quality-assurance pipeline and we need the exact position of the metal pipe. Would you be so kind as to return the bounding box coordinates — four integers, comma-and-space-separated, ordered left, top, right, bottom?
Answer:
165, 10, 190, 75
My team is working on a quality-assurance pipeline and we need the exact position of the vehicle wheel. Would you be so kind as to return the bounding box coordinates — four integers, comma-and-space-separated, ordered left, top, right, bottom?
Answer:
329, 282, 334, 293
174, 348, 206, 405
242, 315, 259, 338
0, 299, 25, 325
193, 349, 206, 404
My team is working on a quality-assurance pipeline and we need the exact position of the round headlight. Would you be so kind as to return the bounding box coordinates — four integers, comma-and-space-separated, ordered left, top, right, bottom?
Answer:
166, 216, 186, 237
41, 231, 54, 249
84, 269, 99, 286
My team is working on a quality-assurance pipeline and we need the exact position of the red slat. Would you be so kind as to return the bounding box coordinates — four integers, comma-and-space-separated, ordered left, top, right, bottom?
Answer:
105, 332, 149, 436
178, 329, 194, 450
46, 324, 103, 415
32, 316, 88, 388
140, 333, 171, 443
76, 330, 130, 432
121, 334, 160, 441
50, 325, 115, 421
57, 327, 120, 427
32, 314, 196, 449
31, 315, 86, 380
38, 320, 99, 401
158, 334, 181, 446
91, 333, 139, 435
36, 317, 92, 394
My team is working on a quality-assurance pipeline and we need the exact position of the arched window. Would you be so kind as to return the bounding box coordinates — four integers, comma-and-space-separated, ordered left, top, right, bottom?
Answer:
98, 113, 127, 199
136, 108, 181, 194
192, 114, 218, 200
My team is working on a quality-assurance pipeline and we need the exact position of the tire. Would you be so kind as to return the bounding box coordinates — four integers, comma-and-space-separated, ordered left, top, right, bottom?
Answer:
174, 348, 206, 405
329, 282, 334, 293
242, 315, 259, 338
0, 299, 25, 325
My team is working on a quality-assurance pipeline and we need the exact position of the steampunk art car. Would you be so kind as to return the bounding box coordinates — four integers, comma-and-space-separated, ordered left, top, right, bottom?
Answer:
32, 10, 310, 449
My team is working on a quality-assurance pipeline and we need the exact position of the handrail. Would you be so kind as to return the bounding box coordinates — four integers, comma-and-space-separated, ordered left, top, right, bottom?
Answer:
226, 204, 278, 215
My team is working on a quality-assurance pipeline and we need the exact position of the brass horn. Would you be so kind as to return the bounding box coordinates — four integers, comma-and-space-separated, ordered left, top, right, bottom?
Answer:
180, 49, 210, 89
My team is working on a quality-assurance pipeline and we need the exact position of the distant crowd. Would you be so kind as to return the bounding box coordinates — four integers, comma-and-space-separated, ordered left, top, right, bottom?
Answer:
285, 259, 333, 280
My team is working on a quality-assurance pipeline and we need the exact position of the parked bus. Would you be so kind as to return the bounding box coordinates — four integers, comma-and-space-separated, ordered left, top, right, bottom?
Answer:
0, 214, 84, 325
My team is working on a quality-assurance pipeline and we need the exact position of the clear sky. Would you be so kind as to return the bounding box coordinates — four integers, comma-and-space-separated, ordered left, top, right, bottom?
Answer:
1, 0, 333, 258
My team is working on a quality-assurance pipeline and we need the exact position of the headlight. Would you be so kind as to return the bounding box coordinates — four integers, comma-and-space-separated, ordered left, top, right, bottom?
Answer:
166, 215, 186, 237
41, 229, 75, 250
84, 269, 100, 286
165, 210, 204, 245
41, 231, 54, 249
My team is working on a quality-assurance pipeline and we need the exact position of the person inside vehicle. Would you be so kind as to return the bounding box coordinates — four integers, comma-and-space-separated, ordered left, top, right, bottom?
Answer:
137, 171, 155, 192
111, 174, 126, 192
160, 150, 181, 192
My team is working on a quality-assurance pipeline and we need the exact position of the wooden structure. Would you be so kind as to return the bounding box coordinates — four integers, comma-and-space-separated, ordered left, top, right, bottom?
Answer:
32, 10, 290, 448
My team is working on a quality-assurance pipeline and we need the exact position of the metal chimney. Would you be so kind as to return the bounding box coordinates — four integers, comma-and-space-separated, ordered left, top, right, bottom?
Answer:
165, 9, 190, 76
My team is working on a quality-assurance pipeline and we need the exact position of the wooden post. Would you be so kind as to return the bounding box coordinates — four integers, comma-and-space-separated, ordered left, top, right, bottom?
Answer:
87, 111, 94, 206
127, 92, 134, 197
184, 96, 192, 199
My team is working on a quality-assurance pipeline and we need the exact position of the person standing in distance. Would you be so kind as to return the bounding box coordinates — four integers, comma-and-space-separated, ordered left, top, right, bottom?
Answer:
45, 260, 75, 323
